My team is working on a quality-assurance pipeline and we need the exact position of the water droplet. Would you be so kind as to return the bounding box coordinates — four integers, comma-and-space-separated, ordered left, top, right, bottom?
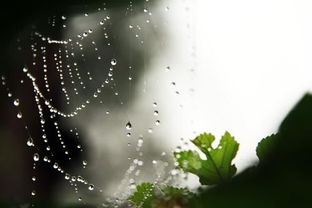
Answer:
155, 120, 160, 126
129, 183, 136, 189
153, 102, 157, 107
111, 59, 117, 66
138, 160, 143, 166
17, 112, 22, 119
153, 110, 159, 116
88, 184, 94, 191
33, 153, 40, 162
27, 137, 34, 147
31, 190, 36, 196
82, 160, 87, 166
126, 121, 132, 130
65, 174, 70, 180
53, 163, 59, 169
32, 176, 36, 181
43, 156, 49, 162
171, 169, 179, 176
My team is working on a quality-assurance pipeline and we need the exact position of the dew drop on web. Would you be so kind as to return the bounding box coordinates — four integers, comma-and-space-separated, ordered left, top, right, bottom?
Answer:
33, 153, 40, 162
126, 121, 132, 130
13, 99, 20, 106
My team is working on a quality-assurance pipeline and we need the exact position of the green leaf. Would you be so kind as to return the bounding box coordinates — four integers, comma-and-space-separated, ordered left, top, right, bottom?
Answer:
128, 183, 156, 208
160, 186, 194, 200
174, 132, 239, 185
128, 183, 194, 208
256, 134, 277, 162
152, 186, 194, 208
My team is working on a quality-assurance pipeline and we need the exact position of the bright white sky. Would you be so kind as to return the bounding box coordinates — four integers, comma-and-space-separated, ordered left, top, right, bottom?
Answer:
152, 0, 312, 172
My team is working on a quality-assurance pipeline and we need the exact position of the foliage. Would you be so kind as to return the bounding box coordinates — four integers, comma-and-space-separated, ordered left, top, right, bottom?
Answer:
174, 132, 239, 185
128, 183, 194, 208
128, 183, 156, 208
256, 134, 277, 162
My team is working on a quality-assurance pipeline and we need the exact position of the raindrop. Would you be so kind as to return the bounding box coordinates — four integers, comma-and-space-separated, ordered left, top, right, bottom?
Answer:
27, 137, 34, 147
155, 120, 160, 126
43, 156, 49, 162
31, 190, 36, 196
88, 184, 94, 191
33, 153, 40, 162
82, 160, 87, 166
65, 174, 70, 180
13, 99, 20, 106
129, 183, 136, 189
17, 112, 22, 119
110, 58, 117, 66
126, 121, 132, 130
153, 110, 159, 116
53, 163, 59, 169
171, 169, 179, 176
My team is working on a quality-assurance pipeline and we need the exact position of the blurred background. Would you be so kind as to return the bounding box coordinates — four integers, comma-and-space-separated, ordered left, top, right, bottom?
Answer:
1, 0, 312, 206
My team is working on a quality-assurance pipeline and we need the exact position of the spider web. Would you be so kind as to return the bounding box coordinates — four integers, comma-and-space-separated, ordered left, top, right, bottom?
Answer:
0, 0, 196, 207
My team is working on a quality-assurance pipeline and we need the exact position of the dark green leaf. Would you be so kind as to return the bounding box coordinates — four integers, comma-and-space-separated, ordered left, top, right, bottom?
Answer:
256, 134, 277, 162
